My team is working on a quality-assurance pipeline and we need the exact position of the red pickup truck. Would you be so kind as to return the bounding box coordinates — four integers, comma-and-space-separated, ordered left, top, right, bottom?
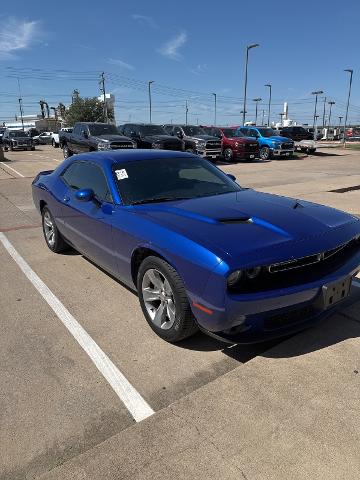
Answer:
202, 126, 259, 162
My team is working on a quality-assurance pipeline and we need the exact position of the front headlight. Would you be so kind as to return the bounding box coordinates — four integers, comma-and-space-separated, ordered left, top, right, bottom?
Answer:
97, 142, 111, 150
273, 142, 281, 149
196, 140, 206, 149
132, 141, 137, 148
245, 267, 262, 279
12, 140, 17, 145
227, 270, 243, 287
152, 142, 163, 149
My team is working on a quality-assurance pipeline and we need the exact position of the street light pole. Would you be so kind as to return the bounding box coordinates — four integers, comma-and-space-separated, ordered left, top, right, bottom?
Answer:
212, 93, 217, 126
148, 80, 154, 123
311, 90, 324, 140
242, 43, 259, 125
252, 98, 262, 125
264, 84, 272, 126
328, 101, 335, 128
261, 109, 265, 126
343, 69, 353, 145
185, 100, 188, 125
322, 96, 327, 127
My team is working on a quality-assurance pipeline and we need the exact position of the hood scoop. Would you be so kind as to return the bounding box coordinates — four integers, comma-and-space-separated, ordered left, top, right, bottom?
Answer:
218, 217, 252, 224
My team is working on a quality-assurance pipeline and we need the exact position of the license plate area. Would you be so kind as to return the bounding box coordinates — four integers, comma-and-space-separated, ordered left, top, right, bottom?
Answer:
322, 277, 352, 308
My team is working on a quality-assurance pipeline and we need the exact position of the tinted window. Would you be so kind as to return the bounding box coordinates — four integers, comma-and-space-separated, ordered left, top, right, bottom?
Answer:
222, 128, 244, 138
257, 128, 276, 137
61, 162, 112, 202
112, 156, 241, 205
247, 129, 258, 138
88, 124, 119, 136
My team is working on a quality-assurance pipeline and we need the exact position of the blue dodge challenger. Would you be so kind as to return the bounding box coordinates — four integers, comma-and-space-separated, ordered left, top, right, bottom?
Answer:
32, 150, 360, 343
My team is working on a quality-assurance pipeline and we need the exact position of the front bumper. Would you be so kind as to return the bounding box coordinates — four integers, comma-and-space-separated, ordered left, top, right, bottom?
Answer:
272, 149, 294, 156
191, 253, 360, 344
197, 149, 222, 159
234, 150, 260, 159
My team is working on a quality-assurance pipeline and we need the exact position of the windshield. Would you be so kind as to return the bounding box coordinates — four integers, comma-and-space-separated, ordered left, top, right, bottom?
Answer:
182, 126, 206, 136
139, 125, 167, 135
113, 156, 241, 205
88, 124, 120, 136
257, 128, 276, 137
9, 130, 29, 137
222, 128, 244, 138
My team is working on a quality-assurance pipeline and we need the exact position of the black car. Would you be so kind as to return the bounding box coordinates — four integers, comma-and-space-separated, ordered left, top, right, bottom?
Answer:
2, 129, 35, 151
119, 124, 185, 151
59, 122, 135, 158
278, 126, 314, 142
163, 124, 222, 160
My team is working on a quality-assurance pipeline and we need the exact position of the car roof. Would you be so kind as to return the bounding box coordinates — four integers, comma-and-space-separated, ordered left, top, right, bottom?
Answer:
68, 149, 197, 166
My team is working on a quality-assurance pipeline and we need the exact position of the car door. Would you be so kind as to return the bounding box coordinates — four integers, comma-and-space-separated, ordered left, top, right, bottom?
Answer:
60, 161, 117, 275
69, 124, 82, 153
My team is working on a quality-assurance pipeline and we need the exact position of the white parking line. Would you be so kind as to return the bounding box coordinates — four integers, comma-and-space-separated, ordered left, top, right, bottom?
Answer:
0, 162, 25, 178
0, 232, 154, 422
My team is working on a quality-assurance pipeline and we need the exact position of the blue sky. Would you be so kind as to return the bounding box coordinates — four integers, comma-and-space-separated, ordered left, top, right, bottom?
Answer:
0, 0, 359, 126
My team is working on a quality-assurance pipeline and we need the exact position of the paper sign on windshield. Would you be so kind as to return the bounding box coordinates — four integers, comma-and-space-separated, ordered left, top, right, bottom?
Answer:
115, 169, 128, 180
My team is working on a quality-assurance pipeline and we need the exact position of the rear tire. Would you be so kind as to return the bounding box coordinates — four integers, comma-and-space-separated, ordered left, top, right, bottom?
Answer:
41, 207, 68, 253
137, 256, 198, 342
63, 144, 72, 158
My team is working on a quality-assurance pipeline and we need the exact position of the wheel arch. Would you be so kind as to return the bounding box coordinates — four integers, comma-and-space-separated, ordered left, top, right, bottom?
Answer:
131, 246, 176, 286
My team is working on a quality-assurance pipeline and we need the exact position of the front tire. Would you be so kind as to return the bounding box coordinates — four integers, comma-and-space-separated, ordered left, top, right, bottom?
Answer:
223, 148, 234, 162
63, 145, 72, 158
42, 207, 68, 253
137, 256, 198, 342
260, 146, 271, 160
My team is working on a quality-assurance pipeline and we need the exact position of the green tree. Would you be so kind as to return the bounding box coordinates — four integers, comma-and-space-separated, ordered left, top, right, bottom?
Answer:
64, 97, 114, 126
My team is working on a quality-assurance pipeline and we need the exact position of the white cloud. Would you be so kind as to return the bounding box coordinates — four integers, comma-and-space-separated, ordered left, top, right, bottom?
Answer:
131, 14, 157, 28
190, 63, 208, 75
107, 58, 134, 70
159, 32, 187, 61
0, 18, 39, 59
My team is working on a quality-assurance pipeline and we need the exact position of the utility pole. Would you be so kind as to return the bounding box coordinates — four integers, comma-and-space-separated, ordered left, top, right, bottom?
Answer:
264, 83, 272, 126
148, 80, 154, 123
311, 90, 324, 140
322, 96, 327, 128
99, 72, 108, 123
212, 93, 217, 126
242, 43, 259, 125
328, 101, 335, 129
261, 109, 265, 126
185, 100, 188, 125
17, 78, 24, 131
343, 69, 353, 145
252, 97, 262, 124
338, 116, 343, 137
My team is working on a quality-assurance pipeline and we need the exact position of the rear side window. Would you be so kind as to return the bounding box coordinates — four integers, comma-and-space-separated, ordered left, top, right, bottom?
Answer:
61, 162, 112, 202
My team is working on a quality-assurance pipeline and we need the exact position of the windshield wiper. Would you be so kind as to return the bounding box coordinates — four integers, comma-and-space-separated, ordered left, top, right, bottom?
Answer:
131, 196, 190, 205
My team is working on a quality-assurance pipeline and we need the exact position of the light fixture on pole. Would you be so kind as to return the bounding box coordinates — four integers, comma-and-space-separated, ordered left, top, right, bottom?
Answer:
343, 69, 353, 145
311, 90, 323, 140
212, 93, 217, 126
328, 101, 335, 128
252, 98, 262, 125
242, 43, 259, 125
264, 84, 272, 126
148, 80, 154, 123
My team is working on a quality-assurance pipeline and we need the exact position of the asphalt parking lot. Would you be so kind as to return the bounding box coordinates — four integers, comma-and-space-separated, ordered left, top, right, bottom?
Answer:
1, 145, 360, 480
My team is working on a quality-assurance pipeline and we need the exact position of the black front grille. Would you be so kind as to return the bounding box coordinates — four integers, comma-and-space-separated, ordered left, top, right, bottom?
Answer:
110, 142, 134, 149
206, 141, 221, 149
229, 237, 360, 294
244, 143, 259, 152
281, 142, 294, 150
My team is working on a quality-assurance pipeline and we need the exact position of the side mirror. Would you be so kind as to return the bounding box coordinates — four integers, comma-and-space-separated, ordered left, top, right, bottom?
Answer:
227, 174, 236, 181
83, 131, 89, 139
75, 188, 94, 202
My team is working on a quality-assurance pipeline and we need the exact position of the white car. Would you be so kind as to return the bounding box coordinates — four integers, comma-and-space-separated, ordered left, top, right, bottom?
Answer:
52, 128, 73, 148
33, 131, 54, 145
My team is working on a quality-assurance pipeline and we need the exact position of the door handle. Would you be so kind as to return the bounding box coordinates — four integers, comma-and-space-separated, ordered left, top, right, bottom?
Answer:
63, 196, 70, 203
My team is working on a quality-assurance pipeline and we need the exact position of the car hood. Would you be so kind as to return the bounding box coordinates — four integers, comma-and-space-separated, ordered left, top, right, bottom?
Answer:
93, 134, 132, 142
141, 134, 181, 143
132, 190, 360, 267
265, 135, 294, 143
